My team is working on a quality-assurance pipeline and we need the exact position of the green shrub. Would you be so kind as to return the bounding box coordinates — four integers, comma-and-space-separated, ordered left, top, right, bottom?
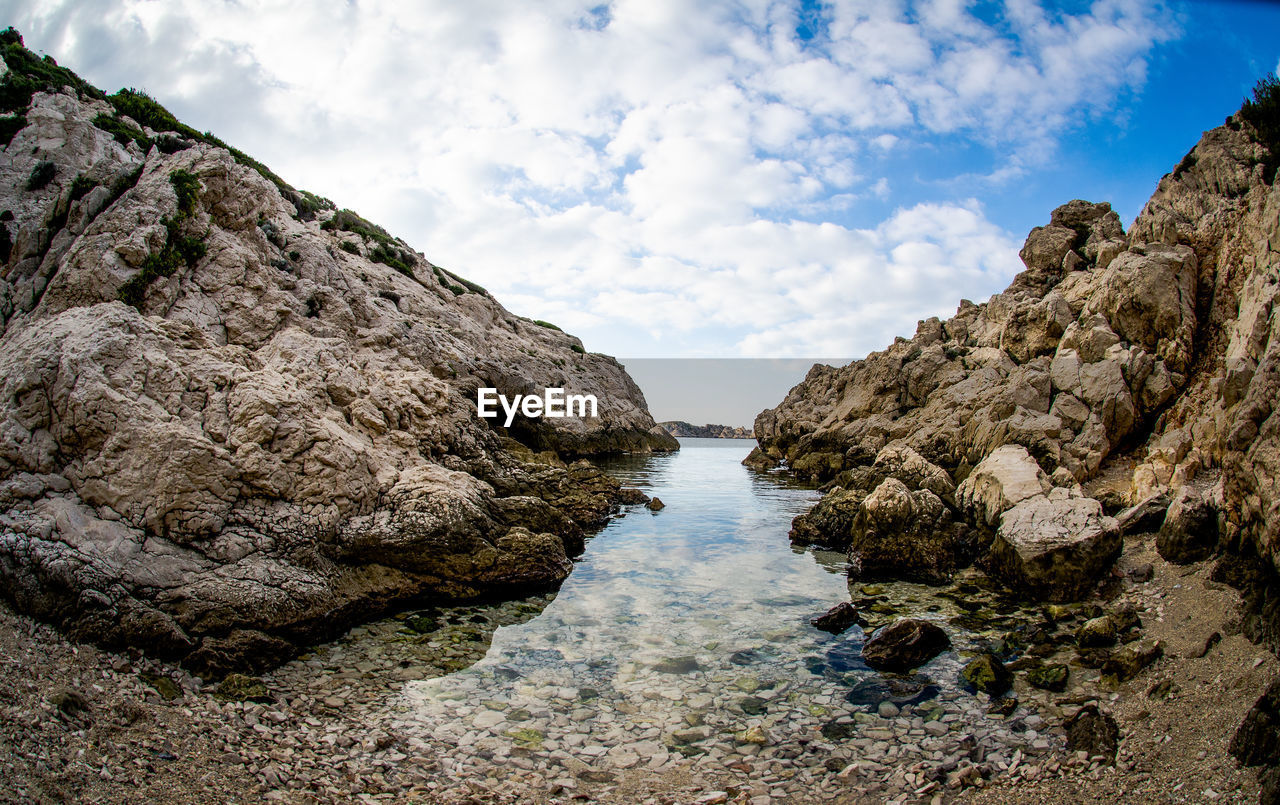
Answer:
69, 175, 99, 201
0, 114, 24, 146
117, 217, 206, 306
368, 243, 415, 277
0, 36, 104, 114
570, 343, 585, 354
91, 112, 151, 150
26, 160, 54, 190
118, 169, 206, 308
532, 319, 562, 331
432, 264, 487, 296
340, 240, 359, 255
168, 169, 200, 216
1242, 72, 1280, 183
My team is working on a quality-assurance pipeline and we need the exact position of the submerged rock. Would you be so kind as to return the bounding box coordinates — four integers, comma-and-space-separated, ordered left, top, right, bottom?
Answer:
862, 618, 951, 672
811, 601, 862, 634
959, 652, 1012, 696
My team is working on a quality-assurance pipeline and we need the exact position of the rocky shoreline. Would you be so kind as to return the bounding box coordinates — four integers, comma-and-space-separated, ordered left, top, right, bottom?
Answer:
745, 82, 1280, 798
2, 493, 1270, 805
0, 30, 675, 681
659, 422, 755, 440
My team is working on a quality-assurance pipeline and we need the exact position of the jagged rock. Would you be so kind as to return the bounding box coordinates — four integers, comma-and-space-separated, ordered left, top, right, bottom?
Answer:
811, 601, 862, 634
955, 444, 1052, 527
1157, 484, 1222, 564
1065, 704, 1119, 763
871, 444, 956, 498
789, 487, 864, 548
617, 487, 650, 505
862, 618, 951, 672
1114, 492, 1171, 535
1233, 678, 1280, 768
848, 478, 976, 584
646, 497, 665, 511
0, 45, 673, 674
986, 495, 1120, 602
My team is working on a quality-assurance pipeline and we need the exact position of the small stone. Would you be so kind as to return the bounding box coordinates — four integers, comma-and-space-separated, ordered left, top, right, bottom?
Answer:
647, 497, 665, 511
877, 701, 900, 718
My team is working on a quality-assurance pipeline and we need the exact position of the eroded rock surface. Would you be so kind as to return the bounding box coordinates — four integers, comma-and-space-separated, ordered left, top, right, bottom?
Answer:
0, 46, 674, 675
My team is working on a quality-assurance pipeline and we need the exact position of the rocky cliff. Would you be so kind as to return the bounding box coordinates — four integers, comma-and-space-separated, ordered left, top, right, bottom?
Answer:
751, 101, 1278, 589
0, 32, 675, 677
658, 421, 753, 439
751, 78, 1280, 794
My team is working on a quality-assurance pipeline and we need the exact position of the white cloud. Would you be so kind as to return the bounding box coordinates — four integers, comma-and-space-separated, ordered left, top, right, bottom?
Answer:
1, 0, 1174, 358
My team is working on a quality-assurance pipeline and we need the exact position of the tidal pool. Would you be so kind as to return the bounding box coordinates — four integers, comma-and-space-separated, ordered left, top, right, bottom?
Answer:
275, 439, 1058, 801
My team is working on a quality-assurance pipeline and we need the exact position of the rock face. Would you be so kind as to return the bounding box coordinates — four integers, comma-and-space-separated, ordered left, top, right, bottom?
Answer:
0, 37, 674, 676
756, 84, 1280, 788
754, 99, 1280, 611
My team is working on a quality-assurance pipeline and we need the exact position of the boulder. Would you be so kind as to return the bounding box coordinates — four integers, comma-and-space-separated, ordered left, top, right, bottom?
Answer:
956, 444, 1051, 527
1113, 492, 1171, 535
848, 479, 976, 584
1101, 640, 1163, 682
1026, 663, 1070, 692
790, 488, 864, 548
862, 618, 951, 672
1065, 704, 1119, 763
1076, 616, 1119, 648
811, 601, 862, 634
960, 652, 1012, 696
986, 495, 1120, 601
1156, 485, 1221, 564
1232, 678, 1280, 768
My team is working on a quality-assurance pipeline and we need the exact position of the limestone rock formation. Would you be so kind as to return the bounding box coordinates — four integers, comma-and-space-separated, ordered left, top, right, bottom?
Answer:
753, 98, 1280, 606
755, 79, 1280, 792
0, 36, 674, 676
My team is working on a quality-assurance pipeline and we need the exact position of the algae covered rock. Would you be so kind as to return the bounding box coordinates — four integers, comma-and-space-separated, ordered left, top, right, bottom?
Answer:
960, 652, 1012, 696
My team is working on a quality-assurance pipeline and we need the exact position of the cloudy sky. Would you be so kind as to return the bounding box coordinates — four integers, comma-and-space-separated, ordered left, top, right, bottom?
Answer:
4, 1, 1278, 360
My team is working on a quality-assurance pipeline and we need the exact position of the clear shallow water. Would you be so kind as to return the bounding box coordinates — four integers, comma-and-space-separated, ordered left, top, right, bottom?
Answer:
377, 440, 973, 767
266, 440, 1060, 799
